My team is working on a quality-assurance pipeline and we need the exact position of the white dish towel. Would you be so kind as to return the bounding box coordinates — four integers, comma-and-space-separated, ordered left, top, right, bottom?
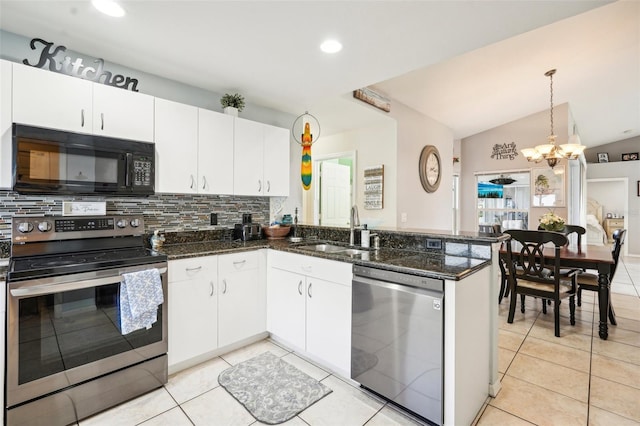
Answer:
119, 268, 164, 335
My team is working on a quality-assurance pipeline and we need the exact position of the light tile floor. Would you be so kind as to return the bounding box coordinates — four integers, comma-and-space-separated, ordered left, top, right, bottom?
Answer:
80, 256, 640, 426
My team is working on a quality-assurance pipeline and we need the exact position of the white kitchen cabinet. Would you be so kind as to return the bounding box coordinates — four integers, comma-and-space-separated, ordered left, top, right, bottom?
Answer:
233, 117, 290, 196
218, 251, 266, 347
0, 59, 12, 189
168, 256, 218, 368
12, 62, 93, 134
268, 250, 352, 375
154, 98, 199, 193
198, 108, 234, 194
92, 83, 154, 142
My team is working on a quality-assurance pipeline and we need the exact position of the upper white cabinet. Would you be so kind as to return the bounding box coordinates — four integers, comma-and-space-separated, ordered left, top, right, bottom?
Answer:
198, 108, 234, 195
92, 83, 154, 142
233, 118, 290, 196
154, 98, 199, 193
12, 63, 154, 141
0, 59, 12, 189
13, 63, 93, 133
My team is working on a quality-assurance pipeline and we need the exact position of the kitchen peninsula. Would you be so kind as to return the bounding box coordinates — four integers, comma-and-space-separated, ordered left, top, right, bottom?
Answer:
151, 225, 506, 426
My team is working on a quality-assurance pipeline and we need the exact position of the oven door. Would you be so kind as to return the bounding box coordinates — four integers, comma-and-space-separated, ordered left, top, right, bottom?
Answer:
6, 262, 168, 408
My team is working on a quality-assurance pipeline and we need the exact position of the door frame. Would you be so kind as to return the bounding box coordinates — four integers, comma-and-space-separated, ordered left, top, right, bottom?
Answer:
313, 150, 357, 225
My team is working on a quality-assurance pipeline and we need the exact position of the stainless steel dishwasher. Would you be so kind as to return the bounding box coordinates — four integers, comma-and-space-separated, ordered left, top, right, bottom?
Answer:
351, 265, 444, 425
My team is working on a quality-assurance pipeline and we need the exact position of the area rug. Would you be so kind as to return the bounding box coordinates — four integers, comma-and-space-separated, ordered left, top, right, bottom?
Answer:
218, 351, 332, 425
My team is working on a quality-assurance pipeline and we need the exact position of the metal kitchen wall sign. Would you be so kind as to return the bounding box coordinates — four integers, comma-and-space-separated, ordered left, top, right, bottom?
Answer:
23, 38, 141, 92
490, 142, 519, 160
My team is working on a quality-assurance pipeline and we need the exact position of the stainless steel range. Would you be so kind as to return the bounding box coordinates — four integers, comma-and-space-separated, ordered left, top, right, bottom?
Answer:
6, 215, 168, 426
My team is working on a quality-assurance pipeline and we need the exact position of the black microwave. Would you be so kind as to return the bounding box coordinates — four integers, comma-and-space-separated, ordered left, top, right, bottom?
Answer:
12, 124, 155, 195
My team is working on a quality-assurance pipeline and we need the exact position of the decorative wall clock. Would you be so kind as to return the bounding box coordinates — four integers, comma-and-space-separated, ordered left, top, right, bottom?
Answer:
419, 145, 441, 193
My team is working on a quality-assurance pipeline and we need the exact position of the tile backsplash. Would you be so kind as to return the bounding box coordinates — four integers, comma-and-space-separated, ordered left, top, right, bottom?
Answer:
0, 191, 270, 240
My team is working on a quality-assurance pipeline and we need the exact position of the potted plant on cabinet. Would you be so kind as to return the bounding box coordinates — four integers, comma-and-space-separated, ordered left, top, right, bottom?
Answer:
220, 93, 245, 116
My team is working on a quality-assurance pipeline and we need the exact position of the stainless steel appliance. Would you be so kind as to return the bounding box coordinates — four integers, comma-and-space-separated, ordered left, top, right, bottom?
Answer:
233, 223, 262, 241
6, 215, 168, 425
12, 124, 155, 195
351, 265, 444, 425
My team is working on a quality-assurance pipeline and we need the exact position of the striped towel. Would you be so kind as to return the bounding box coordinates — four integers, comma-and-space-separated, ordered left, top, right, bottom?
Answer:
119, 268, 164, 335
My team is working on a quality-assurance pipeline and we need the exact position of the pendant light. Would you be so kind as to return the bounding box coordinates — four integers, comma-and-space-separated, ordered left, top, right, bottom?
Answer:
521, 69, 585, 168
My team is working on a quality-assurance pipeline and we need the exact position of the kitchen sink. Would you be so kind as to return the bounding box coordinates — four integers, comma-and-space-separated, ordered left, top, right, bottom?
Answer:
294, 243, 370, 258
296, 243, 346, 253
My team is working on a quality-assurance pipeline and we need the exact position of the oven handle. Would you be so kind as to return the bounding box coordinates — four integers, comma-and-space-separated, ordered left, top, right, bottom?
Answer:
10, 267, 168, 297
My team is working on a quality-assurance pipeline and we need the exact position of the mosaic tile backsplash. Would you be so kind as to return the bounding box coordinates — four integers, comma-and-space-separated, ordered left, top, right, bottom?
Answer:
0, 191, 270, 240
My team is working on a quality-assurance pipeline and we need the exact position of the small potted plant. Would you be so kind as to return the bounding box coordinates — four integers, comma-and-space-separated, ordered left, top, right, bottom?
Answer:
220, 93, 245, 116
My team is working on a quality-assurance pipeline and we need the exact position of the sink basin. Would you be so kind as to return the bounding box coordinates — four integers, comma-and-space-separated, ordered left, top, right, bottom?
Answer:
296, 243, 346, 253
295, 243, 370, 258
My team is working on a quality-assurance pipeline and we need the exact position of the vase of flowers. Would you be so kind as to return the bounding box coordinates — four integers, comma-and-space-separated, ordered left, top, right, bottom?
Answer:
220, 93, 245, 116
539, 211, 565, 231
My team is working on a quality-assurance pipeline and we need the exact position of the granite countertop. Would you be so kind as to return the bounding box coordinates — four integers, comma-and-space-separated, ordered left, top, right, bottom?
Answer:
156, 238, 490, 281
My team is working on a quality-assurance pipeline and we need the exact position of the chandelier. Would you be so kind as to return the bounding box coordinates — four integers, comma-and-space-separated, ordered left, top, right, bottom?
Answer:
489, 175, 516, 185
521, 69, 585, 168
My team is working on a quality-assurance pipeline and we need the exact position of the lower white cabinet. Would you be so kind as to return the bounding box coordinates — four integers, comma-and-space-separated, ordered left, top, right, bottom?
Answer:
168, 256, 218, 368
218, 251, 266, 348
267, 251, 352, 375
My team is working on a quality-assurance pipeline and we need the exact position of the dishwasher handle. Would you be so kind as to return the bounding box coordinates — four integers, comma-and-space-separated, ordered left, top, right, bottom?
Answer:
352, 275, 444, 299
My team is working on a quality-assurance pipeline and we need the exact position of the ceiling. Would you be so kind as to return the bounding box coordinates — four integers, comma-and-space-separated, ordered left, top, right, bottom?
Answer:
1, 1, 637, 147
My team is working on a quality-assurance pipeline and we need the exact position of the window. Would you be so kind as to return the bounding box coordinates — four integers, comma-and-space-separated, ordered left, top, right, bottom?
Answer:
477, 172, 530, 231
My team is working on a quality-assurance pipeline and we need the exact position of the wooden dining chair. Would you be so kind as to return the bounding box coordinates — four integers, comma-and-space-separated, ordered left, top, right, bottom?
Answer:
536, 224, 585, 247
504, 229, 578, 337
576, 229, 626, 325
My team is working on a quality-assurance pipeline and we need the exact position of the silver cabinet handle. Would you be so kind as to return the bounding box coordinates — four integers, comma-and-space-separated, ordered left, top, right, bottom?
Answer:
307, 282, 312, 298
298, 280, 303, 295
267, 180, 271, 193
185, 266, 202, 272
222, 279, 227, 294
202, 176, 207, 190
101, 112, 104, 130
233, 260, 246, 268
258, 180, 262, 192
301, 265, 312, 273
81, 109, 85, 127
190, 175, 195, 189
209, 281, 214, 296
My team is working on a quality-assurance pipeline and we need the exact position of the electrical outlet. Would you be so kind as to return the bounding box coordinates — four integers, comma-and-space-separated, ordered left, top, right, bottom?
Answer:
401, 213, 407, 223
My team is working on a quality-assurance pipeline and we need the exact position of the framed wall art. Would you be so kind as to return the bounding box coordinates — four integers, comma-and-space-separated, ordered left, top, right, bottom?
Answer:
364, 165, 384, 210
622, 152, 639, 161
597, 152, 609, 163
532, 166, 565, 207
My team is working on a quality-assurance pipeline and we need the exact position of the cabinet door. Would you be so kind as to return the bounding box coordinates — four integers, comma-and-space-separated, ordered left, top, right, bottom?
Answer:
0, 60, 12, 189
198, 109, 234, 194
306, 278, 352, 374
218, 252, 263, 347
263, 124, 290, 196
233, 118, 264, 196
13, 63, 93, 133
92, 84, 154, 142
267, 267, 306, 350
154, 98, 198, 193
168, 257, 218, 367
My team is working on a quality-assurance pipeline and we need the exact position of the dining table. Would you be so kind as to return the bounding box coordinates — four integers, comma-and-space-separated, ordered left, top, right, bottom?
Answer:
500, 243, 615, 340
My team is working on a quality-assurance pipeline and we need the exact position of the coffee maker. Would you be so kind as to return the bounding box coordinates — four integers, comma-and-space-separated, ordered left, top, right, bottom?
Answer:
233, 213, 262, 241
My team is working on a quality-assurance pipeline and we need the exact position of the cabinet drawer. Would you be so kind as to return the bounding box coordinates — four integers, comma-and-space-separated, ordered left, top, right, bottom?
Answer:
607, 219, 624, 227
269, 250, 352, 286
218, 251, 259, 276
169, 256, 217, 282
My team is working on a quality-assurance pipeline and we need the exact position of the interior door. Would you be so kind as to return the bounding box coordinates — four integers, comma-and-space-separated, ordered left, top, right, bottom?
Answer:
320, 161, 351, 226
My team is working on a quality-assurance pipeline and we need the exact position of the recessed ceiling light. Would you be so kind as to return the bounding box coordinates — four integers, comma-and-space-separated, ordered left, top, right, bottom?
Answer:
92, 0, 125, 17
320, 39, 342, 54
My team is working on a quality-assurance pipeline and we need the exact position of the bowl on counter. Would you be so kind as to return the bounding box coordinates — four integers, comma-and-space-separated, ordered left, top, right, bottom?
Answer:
263, 225, 291, 239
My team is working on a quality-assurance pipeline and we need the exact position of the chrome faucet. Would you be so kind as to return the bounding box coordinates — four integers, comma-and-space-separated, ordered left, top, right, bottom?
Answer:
349, 205, 360, 246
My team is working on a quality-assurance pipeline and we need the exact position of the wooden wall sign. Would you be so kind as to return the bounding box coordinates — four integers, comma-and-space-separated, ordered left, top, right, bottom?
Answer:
23, 38, 141, 92
353, 87, 391, 112
490, 142, 519, 160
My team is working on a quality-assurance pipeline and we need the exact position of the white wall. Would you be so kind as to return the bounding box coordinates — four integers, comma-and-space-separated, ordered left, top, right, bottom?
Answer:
460, 104, 571, 232
587, 162, 640, 255
390, 99, 454, 230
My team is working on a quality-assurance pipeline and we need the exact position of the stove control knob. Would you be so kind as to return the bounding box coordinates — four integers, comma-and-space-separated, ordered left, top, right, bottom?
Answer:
17, 222, 34, 233
130, 218, 140, 228
37, 221, 52, 232
116, 219, 128, 229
